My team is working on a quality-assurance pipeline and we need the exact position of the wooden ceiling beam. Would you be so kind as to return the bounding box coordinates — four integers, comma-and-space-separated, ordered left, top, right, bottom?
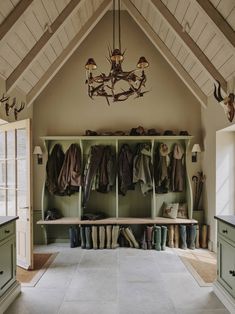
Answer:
196, 0, 235, 50
6, 0, 84, 94
122, 0, 207, 108
150, 0, 227, 93
0, 0, 33, 41
26, 0, 111, 107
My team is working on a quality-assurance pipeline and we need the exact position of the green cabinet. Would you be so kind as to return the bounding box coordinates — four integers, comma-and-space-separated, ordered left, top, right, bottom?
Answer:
0, 217, 20, 313
214, 216, 235, 313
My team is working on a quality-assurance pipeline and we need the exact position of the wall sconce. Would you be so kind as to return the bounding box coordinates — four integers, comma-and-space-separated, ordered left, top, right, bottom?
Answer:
33, 146, 43, 164
192, 144, 201, 162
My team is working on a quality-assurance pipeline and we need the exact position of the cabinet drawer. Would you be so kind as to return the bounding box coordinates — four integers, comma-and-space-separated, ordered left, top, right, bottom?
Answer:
218, 221, 235, 244
0, 238, 15, 297
0, 222, 15, 242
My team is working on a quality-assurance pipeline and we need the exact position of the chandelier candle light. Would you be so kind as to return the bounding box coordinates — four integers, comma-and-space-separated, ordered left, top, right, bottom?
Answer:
85, 0, 149, 105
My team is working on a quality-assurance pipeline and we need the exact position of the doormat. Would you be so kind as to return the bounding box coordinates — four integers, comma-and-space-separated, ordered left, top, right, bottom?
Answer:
177, 249, 217, 287
16, 253, 57, 287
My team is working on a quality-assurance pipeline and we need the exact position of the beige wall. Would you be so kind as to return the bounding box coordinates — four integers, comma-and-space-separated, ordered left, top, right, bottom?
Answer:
32, 12, 202, 216
201, 94, 235, 250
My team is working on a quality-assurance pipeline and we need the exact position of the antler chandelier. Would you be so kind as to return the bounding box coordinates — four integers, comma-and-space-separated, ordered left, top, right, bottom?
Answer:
85, 0, 149, 105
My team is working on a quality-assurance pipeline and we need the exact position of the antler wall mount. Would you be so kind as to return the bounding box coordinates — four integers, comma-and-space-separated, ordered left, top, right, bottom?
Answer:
214, 80, 235, 123
0, 94, 25, 120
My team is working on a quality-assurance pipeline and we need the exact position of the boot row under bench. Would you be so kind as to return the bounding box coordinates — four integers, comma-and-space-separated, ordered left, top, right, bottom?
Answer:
69, 224, 199, 251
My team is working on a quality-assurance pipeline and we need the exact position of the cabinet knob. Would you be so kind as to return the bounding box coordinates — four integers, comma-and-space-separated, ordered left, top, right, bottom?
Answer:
229, 270, 235, 276
4, 229, 10, 234
222, 229, 228, 234
0, 271, 3, 275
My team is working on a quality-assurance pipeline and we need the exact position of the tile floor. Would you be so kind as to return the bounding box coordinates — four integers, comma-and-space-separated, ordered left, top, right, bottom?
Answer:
5, 245, 229, 314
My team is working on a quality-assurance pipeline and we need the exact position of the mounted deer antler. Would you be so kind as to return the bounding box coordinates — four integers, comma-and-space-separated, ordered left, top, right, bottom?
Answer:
14, 102, 25, 120
5, 97, 16, 116
214, 80, 235, 123
0, 94, 10, 103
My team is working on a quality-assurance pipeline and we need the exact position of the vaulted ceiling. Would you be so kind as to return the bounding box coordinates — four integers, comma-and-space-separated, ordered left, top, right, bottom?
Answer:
0, 0, 234, 107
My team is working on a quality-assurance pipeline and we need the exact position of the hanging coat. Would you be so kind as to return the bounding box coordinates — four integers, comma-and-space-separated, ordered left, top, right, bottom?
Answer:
118, 144, 134, 196
46, 144, 65, 195
58, 143, 82, 195
133, 143, 153, 195
154, 143, 170, 193
170, 143, 185, 192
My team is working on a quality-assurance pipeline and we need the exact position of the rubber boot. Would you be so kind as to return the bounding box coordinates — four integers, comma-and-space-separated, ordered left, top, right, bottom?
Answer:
146, 226, 153, 249
91, 226, 98, 249
141, 229, 147, 250
125, 227, 139, 249
69, 226, 75, 248
85, 226, 92, 249
168, 225, 174, 248
201, 224, 208, 248
99, 226, 105, 249
106, 225, 112, 249
74, 226, 79, 247
174, 225, 179, 248
121, 227, 133, 247
179, 225, 187, 249
80, 226, 86, 249
153, 226, 161, 251
161, 226, 167, 251
112, 225, 120, 249
188, 225, 196, 250
195, 225, 200, 248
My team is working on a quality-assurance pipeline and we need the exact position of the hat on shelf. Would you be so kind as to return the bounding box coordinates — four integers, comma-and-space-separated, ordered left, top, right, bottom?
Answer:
179, 130, 190, 136
147, 128, 161, 135
163, 130, 176, 136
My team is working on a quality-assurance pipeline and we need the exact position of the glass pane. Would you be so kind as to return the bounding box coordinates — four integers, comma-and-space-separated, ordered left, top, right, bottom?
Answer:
17, 128, 27, 158
0, 131, 5, 159
7, 130, 15, 158
7, 160, 15, 188
17, 159, 27, 189
0, 189, 6, 215
0, 160, 6, 187
17, 189, 27, 209
7, 189, 16, 216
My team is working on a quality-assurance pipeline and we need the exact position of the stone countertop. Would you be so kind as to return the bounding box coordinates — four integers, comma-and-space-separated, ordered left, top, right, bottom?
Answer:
215, 215, 235, 228
0, 216, 18, 227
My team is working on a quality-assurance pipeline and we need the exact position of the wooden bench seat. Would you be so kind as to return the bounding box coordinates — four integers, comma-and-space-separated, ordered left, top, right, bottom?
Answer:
37, 217, 197, 225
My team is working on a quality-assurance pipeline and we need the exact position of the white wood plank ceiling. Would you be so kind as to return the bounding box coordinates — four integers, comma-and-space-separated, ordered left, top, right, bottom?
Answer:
0, 0, 234, 107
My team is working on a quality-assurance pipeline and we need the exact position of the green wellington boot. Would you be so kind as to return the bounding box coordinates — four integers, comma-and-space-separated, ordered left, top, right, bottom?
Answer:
106, 225, 112, 249
140, 229, 147, 250
99, 226, 105, 249
80, 226, 86, 249
179, 225, 187, 250
188, 225, 197, 250
153, 226, 161, 251
112, 225, 120, 249
121, 227, 133, 247
91, 226, 98, 249
85, 226, 92, 249
161, 226, 167, 251
125, 227, 139, 249
168, 225, 174, 248
146, 226, 153, 250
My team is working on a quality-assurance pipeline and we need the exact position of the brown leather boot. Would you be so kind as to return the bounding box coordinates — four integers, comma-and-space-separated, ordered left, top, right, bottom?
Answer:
195, 225, 200, 248
99, 226, 105, 249
174, 225, 179, 248
201, 224, 208, 248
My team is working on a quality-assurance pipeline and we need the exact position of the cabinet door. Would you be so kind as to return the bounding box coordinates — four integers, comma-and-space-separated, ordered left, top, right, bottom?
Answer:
218, 237, 235, 298
0, 238, 15, 296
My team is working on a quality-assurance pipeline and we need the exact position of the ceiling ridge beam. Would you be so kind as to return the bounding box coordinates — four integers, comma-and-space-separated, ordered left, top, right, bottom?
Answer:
0, 0, 33, 42
26, 0, 112, 107
150, 0, 227, 93
122, 0, 207, 108
6, 0, 84, 94
196, 0, 235, 50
